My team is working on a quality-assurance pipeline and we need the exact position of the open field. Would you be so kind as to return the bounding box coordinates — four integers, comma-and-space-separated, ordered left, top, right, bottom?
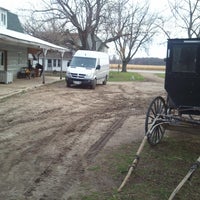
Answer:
44, 64, 165, 76
110, 64, 165, 71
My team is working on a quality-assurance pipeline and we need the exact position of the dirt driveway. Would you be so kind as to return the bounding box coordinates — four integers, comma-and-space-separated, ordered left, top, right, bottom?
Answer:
0, 74, 165, 200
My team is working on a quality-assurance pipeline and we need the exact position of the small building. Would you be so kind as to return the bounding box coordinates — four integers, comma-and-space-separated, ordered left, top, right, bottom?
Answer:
66, 32, 109, 53
0, 7, 70, 83
34, 51, 71, 73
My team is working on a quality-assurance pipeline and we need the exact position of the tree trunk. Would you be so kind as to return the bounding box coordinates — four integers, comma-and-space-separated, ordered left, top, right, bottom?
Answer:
79, 30, 90, 50
121, 60, 128, 72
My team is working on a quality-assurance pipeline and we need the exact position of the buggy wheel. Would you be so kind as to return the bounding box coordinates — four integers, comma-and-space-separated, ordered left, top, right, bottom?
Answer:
145, 96, 166, 145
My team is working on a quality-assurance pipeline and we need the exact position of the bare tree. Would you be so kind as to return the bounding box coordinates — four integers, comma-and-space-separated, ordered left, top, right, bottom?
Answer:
23, 16, 67, 46
21, 0, 161, 61
22, 0, 131, 52
110, 0, 159, 72
20, 6, 68, 47
36, 0, 109, 50
168, 0, 200, 38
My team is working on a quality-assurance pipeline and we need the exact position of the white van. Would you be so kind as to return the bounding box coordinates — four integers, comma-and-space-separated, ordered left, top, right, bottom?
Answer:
66, 50, 109, 89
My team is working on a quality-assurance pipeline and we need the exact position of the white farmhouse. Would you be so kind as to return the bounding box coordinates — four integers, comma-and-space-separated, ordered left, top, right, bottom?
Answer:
0, 7, 70, 83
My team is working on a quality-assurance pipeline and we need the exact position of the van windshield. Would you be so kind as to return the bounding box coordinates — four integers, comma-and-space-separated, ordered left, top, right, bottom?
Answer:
70, 57, 96, 68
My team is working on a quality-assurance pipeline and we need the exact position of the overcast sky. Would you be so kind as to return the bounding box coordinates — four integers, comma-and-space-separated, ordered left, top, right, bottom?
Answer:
0, 0, 169, 58
0, 0, 169, 12
0, 0, 39, 12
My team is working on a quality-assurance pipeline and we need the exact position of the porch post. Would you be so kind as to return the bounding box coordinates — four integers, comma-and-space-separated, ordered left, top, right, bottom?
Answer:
42, 49, 48, 84
60, 51, 65, 80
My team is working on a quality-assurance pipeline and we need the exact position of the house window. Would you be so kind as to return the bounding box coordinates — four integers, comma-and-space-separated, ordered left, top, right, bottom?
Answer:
47, 59, 52, 68
0, 51, 6, 70
0, 51, 3, 66
58, 59, 61, 67
17, 52, 23, 64
0, 11, 7, 28
53, 59, 57, 67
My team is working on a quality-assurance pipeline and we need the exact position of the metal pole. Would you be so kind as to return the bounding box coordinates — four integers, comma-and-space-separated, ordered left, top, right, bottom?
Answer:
168, 156, 200, 200
118, 116, 159, 192
42, 49, 48, 84
60, 51, 64, 80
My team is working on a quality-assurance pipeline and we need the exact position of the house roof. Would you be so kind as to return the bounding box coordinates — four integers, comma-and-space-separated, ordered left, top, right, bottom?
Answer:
66, 33, 109, 51
0, 28, 69, 52
0, 7, 23, 32
7, 11, 24, 33
0, 7, 68, 52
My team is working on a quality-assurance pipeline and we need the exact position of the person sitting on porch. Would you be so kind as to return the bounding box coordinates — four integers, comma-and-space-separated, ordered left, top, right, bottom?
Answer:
35, 63, 44, 77
28, 60, 35, 78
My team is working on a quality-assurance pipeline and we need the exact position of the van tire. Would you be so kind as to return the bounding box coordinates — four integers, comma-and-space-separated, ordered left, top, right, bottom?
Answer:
67, 81, 71, 87
103, 75, 108, 85
91, 79, 97, 89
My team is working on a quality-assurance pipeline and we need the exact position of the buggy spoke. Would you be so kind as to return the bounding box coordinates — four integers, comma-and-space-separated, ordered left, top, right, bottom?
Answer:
145, 96, 166, 145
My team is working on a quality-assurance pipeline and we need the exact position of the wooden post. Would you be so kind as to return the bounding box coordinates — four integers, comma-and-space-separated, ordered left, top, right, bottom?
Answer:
42, 49, 48, 84
60, 51, 64, 80
118, 116, 159, 192
118, 135, 147, 192
168, 156, 200, 200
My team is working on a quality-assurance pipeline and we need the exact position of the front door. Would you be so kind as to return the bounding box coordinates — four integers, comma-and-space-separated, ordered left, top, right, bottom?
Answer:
0, 50, 7, 71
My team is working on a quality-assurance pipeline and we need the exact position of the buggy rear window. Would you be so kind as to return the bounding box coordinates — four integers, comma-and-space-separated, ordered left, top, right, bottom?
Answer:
171, 44, 199, 73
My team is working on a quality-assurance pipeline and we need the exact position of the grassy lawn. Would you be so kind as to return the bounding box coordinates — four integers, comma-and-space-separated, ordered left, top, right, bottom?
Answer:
77, 133, 200, 200
45, 71, 165, 82
156, 73, 165, 78
109, 71, 144, 82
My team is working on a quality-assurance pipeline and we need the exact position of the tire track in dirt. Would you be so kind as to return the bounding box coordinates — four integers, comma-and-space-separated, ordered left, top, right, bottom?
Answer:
23, 109, 109, 198
0, 81, 162, 200
84, 114, 129, 162
0, 107, 63, 130
23, 115, 93, 198
23, 97, 133, 199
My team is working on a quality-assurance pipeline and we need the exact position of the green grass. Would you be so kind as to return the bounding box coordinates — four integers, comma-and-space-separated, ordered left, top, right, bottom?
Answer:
87, 166, 101, 171
156, 73, 165, 78
109, 71, 144, 82
44, 70, 145, 82
74, 133, 200, 200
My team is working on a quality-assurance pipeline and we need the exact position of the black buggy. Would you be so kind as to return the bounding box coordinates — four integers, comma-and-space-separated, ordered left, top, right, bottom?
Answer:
145, 38, 200, 145
118, 39, 200, 198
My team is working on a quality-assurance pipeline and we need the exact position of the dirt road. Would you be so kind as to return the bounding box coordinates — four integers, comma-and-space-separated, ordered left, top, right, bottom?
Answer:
0, 74, 165, 199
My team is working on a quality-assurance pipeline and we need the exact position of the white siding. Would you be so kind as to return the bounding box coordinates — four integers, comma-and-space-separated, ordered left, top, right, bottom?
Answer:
0, 43, 27, 78
0, 9, 7, 29
35, 58, 69, 72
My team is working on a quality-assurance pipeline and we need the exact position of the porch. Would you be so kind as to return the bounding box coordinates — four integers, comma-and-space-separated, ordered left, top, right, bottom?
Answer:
0, 75, 63, 100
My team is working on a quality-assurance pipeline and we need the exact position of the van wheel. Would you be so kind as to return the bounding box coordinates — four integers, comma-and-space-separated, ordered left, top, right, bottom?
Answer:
67, 81, 71, 87
91, 79, 97, 89
103, 76, 107, 85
